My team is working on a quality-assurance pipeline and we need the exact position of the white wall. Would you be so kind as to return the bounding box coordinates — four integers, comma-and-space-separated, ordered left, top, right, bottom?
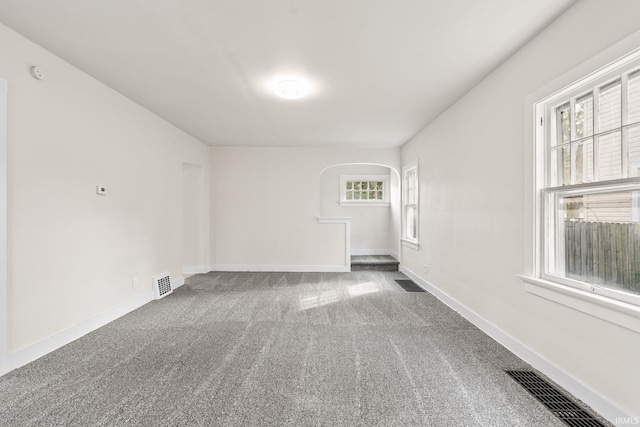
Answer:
401, 0, 640, 420
0, 23, 209, 359
210, 146, 400, 270
320, 164, 398, 255
0, 77, 7, 375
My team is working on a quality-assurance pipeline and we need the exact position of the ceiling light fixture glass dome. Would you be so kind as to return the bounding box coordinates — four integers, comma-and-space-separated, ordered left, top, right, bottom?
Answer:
275, 80, 305, 99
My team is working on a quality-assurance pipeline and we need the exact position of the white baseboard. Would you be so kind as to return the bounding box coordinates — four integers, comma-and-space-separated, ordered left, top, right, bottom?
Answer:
182, 265, 208, 275
400, 266, 635, 424
351, 249, 399, 259
5, 288, 159, 374
173, 276, 185, 288
210, 265, 350, 273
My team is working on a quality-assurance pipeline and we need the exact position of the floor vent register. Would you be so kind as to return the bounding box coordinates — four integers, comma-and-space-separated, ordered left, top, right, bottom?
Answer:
394, 279, 425, 292
505, 370, 606, 427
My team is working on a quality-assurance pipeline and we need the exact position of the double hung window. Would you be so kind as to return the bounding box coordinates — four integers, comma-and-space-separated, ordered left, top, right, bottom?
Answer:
402, 161, 419, 246
537, 53, 640, 306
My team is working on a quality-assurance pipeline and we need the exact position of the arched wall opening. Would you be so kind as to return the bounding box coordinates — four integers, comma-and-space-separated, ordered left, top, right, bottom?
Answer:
318, 163, 401, 261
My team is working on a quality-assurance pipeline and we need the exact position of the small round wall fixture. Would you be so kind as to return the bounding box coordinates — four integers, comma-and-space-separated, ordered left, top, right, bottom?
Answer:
275, 80, 305, 99
30, 66, 46, 81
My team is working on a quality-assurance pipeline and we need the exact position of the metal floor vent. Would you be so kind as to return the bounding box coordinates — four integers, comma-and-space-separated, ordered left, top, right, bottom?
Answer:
505, 370, 605, 427
153, 272, 173, 299
394, 279, 425, 292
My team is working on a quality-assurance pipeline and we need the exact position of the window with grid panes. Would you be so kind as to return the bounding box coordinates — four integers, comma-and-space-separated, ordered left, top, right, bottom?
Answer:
339, 175, 389, 206
537, 54, 640, 306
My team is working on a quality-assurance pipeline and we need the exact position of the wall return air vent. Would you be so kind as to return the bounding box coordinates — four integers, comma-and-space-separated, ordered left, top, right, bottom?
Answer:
152, 272, 173, 299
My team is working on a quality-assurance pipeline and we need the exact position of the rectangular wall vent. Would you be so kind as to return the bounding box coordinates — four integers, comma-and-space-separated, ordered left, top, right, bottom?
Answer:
505, 370, 605, 427
152, 272, 173, 299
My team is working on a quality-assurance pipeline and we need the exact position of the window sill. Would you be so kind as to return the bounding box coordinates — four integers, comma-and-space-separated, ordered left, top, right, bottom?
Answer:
518, 275, 640, 334
339, 201, 390, 207
401, 238, 420, 251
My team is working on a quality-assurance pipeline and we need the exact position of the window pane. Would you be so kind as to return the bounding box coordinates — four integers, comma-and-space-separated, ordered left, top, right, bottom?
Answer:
551, 145, 571, 186
407, 188, 415, 204
346, 191, 353, 200
628, 71, 640, 125
599, 80, 621, 132
598, 131, 622, 180
629, 125, 640, 177
563, 145, 571, 185
377, 191, 383, 199
354, 192, 360, 200
354, 182, 360, 190
406, 170, 416, 189
573, 138, 594, 183
369, 191, 375, 199
376, 182, 383, 190
549, 190, 640, 296
575, 94, 593, 138
346, 182, 353, 190
406, 206, 417, 240
361, 182, 368, 190
557, 104, 571, 145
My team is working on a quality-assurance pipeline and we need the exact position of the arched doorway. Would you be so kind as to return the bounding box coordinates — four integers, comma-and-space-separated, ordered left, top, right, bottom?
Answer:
318, 163, 401, 267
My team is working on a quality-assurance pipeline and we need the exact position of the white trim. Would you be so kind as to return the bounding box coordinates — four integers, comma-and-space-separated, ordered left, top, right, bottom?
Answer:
6, 290, 154, 373
519, 275, 640, 333
182, 265, 208, 275
400, 267, 635, 424
4, 274, 185, 375
339, 201, 390, 207
351, 248, 399, 259
0, 78, 7, 375
317, 216, 351, 271
173, 276, 185, 289
209, 265, 350, 273
400, 238, 420, 251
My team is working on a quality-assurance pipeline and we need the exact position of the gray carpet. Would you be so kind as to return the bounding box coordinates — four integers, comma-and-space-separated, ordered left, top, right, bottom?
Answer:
0, 271, 608, 426
350, 255, 399, 272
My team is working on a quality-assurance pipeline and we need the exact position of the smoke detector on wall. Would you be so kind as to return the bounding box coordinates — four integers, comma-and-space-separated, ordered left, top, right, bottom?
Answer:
30, 66, 46, 81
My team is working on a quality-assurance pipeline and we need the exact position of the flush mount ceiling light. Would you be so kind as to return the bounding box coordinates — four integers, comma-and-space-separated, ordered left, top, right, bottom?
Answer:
275, 80, 305, 99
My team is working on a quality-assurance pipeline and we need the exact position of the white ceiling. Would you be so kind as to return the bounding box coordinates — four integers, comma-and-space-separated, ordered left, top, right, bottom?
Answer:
0, 0, 577, 148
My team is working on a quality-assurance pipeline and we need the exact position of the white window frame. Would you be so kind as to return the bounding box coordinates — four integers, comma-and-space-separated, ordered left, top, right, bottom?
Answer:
339, 175, 390, 206
632, 162, 640, 222
401, 160, 419, 250
530, 49, 640, 313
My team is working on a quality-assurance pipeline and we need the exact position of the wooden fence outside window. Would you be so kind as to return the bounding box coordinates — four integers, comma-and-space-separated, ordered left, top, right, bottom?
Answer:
564, 220, 640, 294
